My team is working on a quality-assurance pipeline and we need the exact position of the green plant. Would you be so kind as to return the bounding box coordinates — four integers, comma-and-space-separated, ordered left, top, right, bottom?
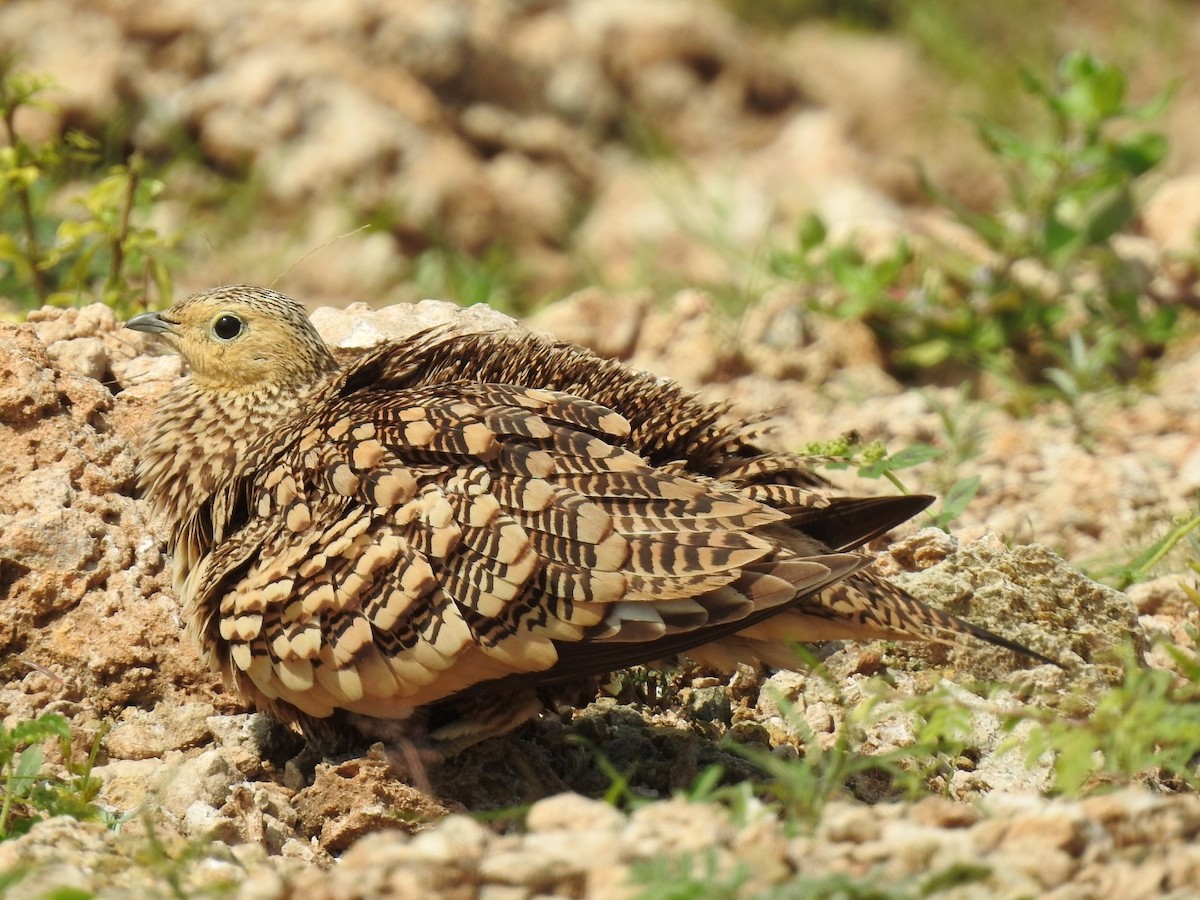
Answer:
411, 242, 527, 313
768, 53, 1182, 403
1091, 501, 1200, 589
0, 62, 175, 315
800, 433, 980, 531
728, 659, 980, 827
47, 152, 175, 315
629, 850, 749, 900
759, 871, 921, 900
0, 713, 110, 841
1006, 642, 1200, 794
918, 51, 1175, 384
130, 809, 241, 900
632, 854, 989, 900
769, 213, 915, 325
889, 640, 1200, 796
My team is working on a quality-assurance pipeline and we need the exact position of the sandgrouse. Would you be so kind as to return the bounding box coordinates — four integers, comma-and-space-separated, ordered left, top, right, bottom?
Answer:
127, 285, 1049, 751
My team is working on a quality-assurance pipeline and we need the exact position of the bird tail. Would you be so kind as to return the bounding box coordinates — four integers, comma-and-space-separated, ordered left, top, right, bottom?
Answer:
690, 569, 1058, 672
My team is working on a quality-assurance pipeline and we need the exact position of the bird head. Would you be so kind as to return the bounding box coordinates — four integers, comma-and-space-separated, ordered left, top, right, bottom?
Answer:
126, 285, 338, 391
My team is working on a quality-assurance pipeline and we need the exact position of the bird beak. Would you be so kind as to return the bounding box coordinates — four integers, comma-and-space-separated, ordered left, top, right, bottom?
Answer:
125, 311, 178, 335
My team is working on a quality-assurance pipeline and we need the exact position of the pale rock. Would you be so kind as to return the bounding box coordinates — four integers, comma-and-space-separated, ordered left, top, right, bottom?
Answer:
0, 0, 131, 135
1143, 172, 1200, 252
373, 1, 469, 85
1126, 574, 1197, 616
235, 866, 289, 900
756, 671, 806, 719
909, 796, 980, 829
183, 800, 240, 843
105, 702, 215, 759
157, 748, 242, 820
0, 817, 115, 897
989, 846, 1078, 890
528, 288, 649, 360
310, 298, 528, 349
46, 337, 109, 381
478, 885, 534, 900
545, 57, 619, 130
525, 792, 627, 833
1001, 808, 1089, 856
816, 803, 883, 843
485, 151, 574, 241
476, 845, 574, 887
803, 700, 834, 734
0, 324, 60, 420
407, 814, 490, 863
621, 799, 731, 859
206, 713, 278, 757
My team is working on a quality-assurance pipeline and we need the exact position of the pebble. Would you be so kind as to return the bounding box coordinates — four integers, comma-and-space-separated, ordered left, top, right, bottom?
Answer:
818, 803, 883, 843
525, 793, 626, 833
105, 702, 215, 759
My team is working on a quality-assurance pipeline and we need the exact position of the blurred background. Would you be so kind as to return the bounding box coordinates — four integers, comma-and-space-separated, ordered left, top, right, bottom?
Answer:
1, 0, 1198, 400
1, 1, 1195, 298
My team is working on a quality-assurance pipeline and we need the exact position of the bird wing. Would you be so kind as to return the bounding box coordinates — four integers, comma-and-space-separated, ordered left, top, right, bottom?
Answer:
185, 380, 867, 720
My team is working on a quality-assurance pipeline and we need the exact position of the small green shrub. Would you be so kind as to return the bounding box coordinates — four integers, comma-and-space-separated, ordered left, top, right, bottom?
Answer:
1008, 643, 1200, 794
771, 52, 1182, 403
800, 432, 981, 531
677, 637, 1200, 841
1091, 502, 1200, 589
871, 641, 1200, 798
0, 713, 111, 841
629, 851, 749, 900
0, 62, 175, 316
921, 52, 1175, 380
726, 660, 981, 828
411, 242, 527, 313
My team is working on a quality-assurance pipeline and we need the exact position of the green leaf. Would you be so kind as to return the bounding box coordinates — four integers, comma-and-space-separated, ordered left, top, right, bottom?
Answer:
13, 746, 44, 796
40, 888, 94, 900
149, 257, 173, 307
971, 118, 1037, 164
1110, 131, 1167, 176
10, 714, 70, 746
80, 172, 129, 221
938, 475, 981, 526
1128, 79, 1179, 123
1056, 52, 1125, 124
857, 442, 942, 479
1080, 185, 1135, 246
4, 164, 41, 190
65, 242, 102, 290
1041, 212, 1080, 260
884, 443, 944, 469
55, 218, 103, 245
897, 338, 952, 369
0, 233, 27, 267
1043, 367, 1080, 398
796, 211, 827, 252
1017, 65, 1053, 105
918, 166, 1008, 250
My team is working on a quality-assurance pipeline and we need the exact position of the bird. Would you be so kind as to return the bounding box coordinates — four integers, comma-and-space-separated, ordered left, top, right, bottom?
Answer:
126, 285, 1051, 753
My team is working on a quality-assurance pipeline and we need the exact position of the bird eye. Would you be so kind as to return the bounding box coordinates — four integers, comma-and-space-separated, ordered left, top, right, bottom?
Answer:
212, 314, 244, 341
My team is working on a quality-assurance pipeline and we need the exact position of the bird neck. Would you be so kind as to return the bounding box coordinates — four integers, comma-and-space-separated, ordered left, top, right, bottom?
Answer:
139, 376, 314, 566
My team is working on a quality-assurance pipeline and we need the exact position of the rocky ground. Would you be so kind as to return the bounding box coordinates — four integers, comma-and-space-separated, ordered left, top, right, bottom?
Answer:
1, 296, 1198, 899
2, 1, 1200, 898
